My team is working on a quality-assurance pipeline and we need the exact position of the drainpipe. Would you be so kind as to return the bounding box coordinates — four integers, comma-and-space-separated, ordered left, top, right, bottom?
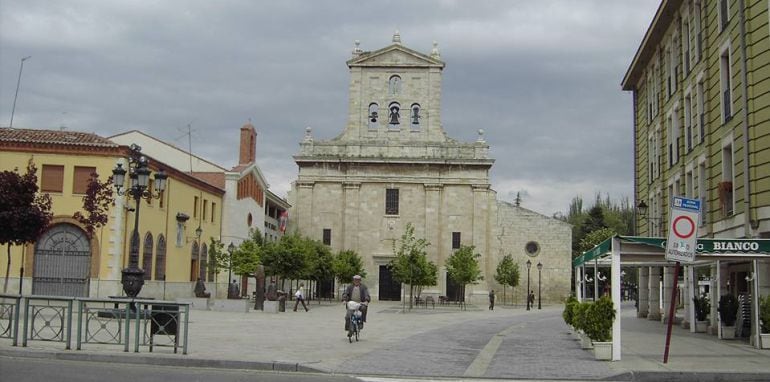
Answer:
739, 0, 752, 238
632, 88, 639, 236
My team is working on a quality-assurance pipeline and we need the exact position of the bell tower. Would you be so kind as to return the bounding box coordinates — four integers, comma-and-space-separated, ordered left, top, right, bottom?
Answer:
339, 31, 447, 143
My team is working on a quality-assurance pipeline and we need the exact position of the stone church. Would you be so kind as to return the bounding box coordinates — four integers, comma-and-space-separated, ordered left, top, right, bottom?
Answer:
288, 32, 571, 304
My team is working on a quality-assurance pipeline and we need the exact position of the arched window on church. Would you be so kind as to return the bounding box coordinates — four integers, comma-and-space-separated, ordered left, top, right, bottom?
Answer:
388, 102, 401, 128
388, 75, 401, 95
142, 232, 153, 280
368, 103, 379, 129
155, 234, 166, 281
410, 103, 421, 129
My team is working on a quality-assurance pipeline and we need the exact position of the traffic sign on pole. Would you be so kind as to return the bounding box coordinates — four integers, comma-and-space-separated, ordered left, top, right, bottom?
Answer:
665, 196, 701, 264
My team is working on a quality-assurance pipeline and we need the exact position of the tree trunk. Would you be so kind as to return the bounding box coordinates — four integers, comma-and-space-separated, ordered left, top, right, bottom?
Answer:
3, 244, 11, 293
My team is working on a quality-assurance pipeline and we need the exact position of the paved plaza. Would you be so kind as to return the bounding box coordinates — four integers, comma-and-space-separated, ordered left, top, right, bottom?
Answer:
2, 300, 770, 381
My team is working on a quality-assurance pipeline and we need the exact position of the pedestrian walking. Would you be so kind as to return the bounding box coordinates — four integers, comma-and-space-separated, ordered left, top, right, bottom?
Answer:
293, 283, 309, 312
488, 290, 495, 310
528, 290, 535, 309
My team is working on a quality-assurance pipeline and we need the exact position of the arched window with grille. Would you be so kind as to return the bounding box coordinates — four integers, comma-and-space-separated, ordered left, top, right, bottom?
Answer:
200, 243, 208, 281
142, 232, 153, 280
410, 103, 421, 129
388, 102, 401, 128
155, 234, 166, 281
368, 103, 379, 129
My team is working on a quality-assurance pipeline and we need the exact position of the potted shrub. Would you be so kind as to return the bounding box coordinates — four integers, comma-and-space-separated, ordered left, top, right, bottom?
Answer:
585, 296, 616, 360
574, 302, 593, 349
563, 295, 578, 331
718, 294, 739, 340
692, 295, 710, 333
760, 295, 770, 349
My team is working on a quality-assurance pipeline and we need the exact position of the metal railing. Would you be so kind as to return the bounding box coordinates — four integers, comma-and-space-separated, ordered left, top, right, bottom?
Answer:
0, 294, 21, 346
0, 295, 189, 355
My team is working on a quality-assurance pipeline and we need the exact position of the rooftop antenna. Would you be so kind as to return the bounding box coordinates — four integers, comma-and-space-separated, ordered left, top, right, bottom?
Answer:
9, 56, 31, 129
175, 121, 197, 174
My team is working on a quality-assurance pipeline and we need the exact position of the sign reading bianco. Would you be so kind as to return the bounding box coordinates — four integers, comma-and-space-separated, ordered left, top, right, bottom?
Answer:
703, 240, 763, 252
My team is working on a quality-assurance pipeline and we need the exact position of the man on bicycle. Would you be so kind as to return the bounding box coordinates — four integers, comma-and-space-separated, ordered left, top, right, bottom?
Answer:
343, 275, 370, 330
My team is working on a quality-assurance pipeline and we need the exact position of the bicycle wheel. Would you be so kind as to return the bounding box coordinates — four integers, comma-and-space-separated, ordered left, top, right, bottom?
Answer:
354, 323, 359, 342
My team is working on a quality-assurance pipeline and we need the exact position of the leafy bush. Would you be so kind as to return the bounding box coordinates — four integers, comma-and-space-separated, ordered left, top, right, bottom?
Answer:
563, 295, 578, 326
573, 302, 591, 333
585, 296, 616, 342
760, 295, 770, 334
718, 294, 739, 326
692, 295, 710, 321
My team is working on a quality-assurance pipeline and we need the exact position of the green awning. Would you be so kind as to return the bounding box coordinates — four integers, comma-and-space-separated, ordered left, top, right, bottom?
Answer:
572, 236, 770, 268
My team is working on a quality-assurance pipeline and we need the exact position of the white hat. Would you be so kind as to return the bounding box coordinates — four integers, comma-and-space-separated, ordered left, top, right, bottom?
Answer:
353, 275, 362, 280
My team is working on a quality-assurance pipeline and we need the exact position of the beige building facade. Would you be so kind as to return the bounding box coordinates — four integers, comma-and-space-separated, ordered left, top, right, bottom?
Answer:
289, 33, 571, 304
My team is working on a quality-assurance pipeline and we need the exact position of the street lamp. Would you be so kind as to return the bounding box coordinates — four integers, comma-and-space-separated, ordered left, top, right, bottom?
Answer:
9, 56, 31, 128
113, 144, 167, 298
526, 259, 531, 311
537, 262, 543, 310
227, 242, 237, 299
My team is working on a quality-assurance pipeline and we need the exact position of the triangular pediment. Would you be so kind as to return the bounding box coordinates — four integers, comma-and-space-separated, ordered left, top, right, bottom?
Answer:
347, 44, 445, 68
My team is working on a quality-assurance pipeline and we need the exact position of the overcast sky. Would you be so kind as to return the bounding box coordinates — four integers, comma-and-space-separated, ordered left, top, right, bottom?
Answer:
0, 0, 659, 216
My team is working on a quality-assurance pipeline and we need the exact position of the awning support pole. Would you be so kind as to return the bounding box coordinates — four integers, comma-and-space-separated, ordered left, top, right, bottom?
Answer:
611, 236, 621, 361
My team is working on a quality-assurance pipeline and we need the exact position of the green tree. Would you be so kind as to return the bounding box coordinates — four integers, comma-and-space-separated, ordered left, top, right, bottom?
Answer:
332, 249, 366, 285
445, 245, 483, 304
206, 238, 227, 281
304, 239, 335, 300
494, 255, 520, 305
261, 234, 310, 290
578, 227, 617, 253
230, 229, 264, 278
389, 223, 436, 309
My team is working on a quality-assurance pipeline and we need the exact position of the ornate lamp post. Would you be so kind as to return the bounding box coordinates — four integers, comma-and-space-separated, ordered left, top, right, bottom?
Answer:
113, 144, 167, 298
526, 259, 531, 311
227, 242, 237, 299
537, 262, 543, 310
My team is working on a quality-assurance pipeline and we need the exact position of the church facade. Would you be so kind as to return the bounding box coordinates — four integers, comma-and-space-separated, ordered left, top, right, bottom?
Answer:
288, 33, 571, 304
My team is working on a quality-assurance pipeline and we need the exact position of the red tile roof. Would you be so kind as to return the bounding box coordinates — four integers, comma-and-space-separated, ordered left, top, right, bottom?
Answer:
0, 128, 118, 147
191, 172, 226, 189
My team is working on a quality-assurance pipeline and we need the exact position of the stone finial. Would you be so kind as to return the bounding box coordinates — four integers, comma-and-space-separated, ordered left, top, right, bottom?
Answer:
477, 129, 485, 142
392, 29, 401, 44
304, 126, 313, 142
431, 41, 441, 59
352, 40, 362, 56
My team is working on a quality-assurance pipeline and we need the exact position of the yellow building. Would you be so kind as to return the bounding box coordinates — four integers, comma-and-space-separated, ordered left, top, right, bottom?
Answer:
0, 128, 224, 299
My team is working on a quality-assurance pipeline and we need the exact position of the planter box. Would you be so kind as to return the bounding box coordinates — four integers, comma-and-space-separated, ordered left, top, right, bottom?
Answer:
580, 333, 593, 349
592, 341, 612, 360
761, 334, 770, 349
722, 325, 736, 339
694, 320, 709, 333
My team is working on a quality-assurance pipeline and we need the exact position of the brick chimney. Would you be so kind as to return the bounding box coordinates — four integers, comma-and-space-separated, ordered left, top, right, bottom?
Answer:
239, 122, 257, 165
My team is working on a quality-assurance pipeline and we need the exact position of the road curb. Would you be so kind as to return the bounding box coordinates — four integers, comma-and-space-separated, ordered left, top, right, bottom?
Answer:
0, 347, 324, 373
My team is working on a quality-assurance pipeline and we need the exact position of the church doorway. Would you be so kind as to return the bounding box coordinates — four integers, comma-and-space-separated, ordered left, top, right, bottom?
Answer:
32, 223, 91, 297
378, 265, 401, 301
446, 275, 463, 302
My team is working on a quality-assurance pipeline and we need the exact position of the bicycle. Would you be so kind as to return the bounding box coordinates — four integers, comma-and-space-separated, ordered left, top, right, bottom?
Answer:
346, 301, 364, 343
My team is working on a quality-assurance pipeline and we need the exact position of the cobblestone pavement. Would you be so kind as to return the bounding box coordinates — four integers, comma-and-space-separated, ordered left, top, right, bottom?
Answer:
336, 308, 618, 380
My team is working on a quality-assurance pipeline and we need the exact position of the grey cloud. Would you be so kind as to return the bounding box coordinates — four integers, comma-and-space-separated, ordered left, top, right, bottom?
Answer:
0, 0, 660, 215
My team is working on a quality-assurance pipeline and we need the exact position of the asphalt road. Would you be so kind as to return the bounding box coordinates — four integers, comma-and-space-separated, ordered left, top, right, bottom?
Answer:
0, 355, 360, 382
